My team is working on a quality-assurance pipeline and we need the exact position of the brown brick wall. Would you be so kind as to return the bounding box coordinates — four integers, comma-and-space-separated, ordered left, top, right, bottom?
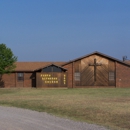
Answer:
2, 72, 33, 88
2, 73, 16, 88
116, 62, 130, 88
63, 63, 73, 88
64, 61, 130, 88
2, 61, 130, 88
23, 73, 32, 87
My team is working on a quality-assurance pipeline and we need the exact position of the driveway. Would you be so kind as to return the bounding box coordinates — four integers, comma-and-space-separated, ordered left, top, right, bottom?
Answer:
0, 106, 109, 130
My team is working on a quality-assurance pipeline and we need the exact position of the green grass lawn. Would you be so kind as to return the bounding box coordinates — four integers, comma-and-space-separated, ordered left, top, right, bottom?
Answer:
0, 88, 129, 130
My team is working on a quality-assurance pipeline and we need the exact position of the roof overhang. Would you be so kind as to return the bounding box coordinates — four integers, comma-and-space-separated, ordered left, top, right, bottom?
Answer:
62, 51, 130, 67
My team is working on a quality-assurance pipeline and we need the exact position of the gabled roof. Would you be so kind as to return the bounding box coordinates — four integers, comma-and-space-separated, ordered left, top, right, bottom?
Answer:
62, 51, 130, 67
14, 62, 66, 72
34, 63, 67, 72
14, 51, 130, 72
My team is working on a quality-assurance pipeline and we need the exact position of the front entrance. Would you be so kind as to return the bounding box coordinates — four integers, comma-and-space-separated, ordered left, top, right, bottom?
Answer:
36, 64, 67, 88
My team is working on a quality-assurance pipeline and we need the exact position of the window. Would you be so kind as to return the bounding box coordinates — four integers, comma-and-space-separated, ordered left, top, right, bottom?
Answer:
109, 72, 115, 80
42, 67, 52, 72
42, 65, 64, 72
74, 72, 80, 81
53, 66, 62, 72
17, 73, 24, 81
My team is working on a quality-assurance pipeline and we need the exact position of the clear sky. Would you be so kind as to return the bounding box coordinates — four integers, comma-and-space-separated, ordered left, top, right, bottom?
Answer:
0, 0, 130, 61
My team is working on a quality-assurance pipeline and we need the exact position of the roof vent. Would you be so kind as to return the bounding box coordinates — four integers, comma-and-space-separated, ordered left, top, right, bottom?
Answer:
123, 56, 127, 61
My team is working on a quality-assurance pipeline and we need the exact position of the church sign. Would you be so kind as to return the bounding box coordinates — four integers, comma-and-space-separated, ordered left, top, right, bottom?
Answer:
36, 64, 67, 87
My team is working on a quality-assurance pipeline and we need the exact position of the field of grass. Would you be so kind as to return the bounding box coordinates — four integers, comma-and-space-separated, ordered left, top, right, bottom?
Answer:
0, 88, 129, 130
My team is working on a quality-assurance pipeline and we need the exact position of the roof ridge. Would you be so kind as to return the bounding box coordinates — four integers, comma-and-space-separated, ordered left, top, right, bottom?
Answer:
61, 51, 130, 67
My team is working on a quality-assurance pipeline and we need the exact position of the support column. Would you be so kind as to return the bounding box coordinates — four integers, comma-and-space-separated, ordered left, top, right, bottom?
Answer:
72, 62, 74, 88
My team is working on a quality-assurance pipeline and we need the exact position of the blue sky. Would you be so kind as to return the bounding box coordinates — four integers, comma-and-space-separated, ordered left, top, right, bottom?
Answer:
0, 0, 130, 61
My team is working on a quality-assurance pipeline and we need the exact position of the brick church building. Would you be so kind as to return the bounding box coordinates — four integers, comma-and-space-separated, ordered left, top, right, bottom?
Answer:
2, 51, 130, 88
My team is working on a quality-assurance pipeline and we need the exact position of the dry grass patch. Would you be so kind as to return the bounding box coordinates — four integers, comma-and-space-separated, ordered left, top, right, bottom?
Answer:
0, 88, 129, 130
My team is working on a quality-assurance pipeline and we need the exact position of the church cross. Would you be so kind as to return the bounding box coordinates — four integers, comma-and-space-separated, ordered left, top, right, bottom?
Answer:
89, 59, 102, 81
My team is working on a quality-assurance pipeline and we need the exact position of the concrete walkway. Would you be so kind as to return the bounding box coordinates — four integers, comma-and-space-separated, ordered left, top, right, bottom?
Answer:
0, 106, 109, 130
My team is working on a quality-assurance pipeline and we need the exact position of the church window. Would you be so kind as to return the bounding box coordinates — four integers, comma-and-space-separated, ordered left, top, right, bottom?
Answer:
109, 72, 115, 80
17, 73, 24, 81
42, 65, 64, 72
74, 72, 80, 81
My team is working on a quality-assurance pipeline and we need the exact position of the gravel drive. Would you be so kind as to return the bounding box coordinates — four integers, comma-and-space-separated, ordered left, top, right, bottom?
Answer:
0, 106, 109, 130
